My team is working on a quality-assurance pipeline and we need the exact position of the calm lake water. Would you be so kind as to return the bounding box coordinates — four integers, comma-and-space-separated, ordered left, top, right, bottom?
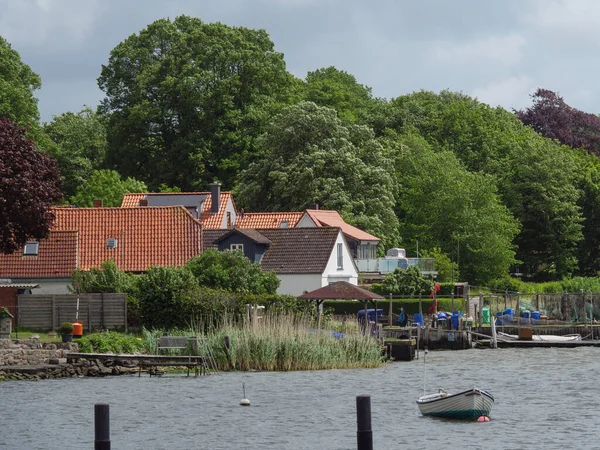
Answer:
1, 347, 599, 450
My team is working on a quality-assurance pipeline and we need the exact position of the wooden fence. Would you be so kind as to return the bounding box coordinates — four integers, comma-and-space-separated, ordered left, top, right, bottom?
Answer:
17, 293, 127, 332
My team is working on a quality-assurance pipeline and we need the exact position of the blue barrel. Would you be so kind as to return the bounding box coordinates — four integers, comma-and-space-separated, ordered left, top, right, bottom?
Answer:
437, 312, 447, 320
522, 311, 531, 319
413, 313, 423, 326
496, 311, 504, 326
451, 312, 459, 330
531, 311, 541, 320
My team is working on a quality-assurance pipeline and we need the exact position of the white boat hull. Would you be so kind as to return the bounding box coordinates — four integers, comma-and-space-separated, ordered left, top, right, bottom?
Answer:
416, 388, 494, 420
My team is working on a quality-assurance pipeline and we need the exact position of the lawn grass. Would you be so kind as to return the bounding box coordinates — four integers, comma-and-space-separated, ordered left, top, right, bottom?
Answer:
9, 330, 61, 343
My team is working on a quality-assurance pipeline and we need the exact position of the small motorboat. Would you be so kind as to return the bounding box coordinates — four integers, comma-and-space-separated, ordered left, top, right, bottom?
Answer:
416, 387, 494, 420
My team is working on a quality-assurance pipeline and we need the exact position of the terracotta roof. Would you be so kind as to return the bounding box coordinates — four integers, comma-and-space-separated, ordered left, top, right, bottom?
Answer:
121, 192, 235, 230
52, 206, 203, 272
0, 230, 78, 278
236, 212, 303, 229
304, 209, 380, 242
298, 281, 384, 300
257, 227, 341, 274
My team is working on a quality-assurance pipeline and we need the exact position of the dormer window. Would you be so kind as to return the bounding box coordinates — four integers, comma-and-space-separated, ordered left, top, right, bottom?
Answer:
23, 241, 39, 256
106, 238, 118, 249
230, 244, 243, 252
280, 221, 289, 228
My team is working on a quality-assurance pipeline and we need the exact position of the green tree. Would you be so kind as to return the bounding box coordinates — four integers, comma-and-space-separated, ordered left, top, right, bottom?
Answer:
381, 266, 434, 296
392, 131, 519, 284
98, 15, 296, 190
419, 247, 458, 283
303, 66, 374, 122
44, 107, 107, 199
70, 260, 136, 294
70, 169, 147, 207
137, 266, 200, 329
0, 36, 41, 127
237, 101, 399, 250
186, 249, 279, 294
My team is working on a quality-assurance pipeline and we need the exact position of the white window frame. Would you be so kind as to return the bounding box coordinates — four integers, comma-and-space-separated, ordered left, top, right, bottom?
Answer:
230, 243, 244, 252
337, 243, 343, 269
23, 241, 39, 256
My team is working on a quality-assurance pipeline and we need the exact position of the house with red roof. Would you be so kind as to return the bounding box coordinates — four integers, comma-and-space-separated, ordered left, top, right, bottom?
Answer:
121, 183, 237, 230
0, 205, 203, 296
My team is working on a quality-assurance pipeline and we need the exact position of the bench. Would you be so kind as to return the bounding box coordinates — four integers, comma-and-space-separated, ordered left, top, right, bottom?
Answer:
139, 336, 203, 377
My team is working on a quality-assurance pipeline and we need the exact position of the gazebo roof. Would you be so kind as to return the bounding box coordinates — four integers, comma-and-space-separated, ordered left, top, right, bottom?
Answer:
298, 282, 384, 301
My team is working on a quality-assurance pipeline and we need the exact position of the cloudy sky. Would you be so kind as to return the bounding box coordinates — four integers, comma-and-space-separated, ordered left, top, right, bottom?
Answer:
1, 0, 597, 122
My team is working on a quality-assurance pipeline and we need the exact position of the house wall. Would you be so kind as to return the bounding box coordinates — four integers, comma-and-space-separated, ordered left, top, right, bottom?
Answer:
220, 198, 238, 229
276, 274, 322, 296
322, 231, 358, 286
13, 279, 71, 295
296, 213, 317, 228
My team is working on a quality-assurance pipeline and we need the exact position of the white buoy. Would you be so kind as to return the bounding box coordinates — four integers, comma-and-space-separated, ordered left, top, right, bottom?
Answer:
240, 382, 250, 406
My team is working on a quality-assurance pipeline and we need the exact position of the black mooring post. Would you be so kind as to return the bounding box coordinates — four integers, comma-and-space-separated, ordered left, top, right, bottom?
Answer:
95, 403, 111, 450
356, 395, 373, 450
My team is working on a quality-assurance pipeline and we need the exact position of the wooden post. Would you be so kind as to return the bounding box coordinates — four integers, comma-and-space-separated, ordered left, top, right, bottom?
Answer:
94, 403, 111, 450
536, 293, 540, 312
245, 304, 251, 324
51, 296, 56, 331
474, 304, 478, 332
465, 291, 470, 317
478, 293, 483, 328
317, 300, 322, 337
356, 395, 373, 450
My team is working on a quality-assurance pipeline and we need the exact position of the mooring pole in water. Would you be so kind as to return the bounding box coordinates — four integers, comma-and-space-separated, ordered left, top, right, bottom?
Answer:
356, 395, 373, 450
95, 403, 111, 450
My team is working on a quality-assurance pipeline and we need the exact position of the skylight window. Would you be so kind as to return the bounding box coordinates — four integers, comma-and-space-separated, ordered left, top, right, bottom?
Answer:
23, 242, 39, 256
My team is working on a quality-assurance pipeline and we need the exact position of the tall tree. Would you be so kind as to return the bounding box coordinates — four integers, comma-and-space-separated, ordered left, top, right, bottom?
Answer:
237, 101, 399, 250
516, 88, 600, 157
98, 15, 296, 191
70, 169, 146, 207
392, 131, 519, 284
0, 117, 62, 253
303, 66, 374, 122
44, 107, 108, 199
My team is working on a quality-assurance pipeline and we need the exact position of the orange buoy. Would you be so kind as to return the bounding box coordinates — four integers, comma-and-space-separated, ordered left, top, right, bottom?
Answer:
72, 321, 83, 338
477, 415, 490, 422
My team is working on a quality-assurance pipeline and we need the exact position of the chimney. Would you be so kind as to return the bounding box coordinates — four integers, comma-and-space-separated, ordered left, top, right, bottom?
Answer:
139, 199, 149, 207
93, 199, 103, 208
210, 182, 221, 214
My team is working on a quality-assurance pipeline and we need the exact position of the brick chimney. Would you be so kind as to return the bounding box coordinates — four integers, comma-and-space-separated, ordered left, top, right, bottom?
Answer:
210, 182, 221, 214
139, 199, 149, 207
93, 199, 103, 208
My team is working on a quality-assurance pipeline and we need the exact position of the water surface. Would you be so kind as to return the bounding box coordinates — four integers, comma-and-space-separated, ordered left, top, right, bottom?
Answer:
1, 347, 598, 449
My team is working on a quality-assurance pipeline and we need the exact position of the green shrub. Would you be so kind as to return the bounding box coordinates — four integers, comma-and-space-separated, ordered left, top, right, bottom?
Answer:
78, 331, 144, 354
59, 322, 74, 335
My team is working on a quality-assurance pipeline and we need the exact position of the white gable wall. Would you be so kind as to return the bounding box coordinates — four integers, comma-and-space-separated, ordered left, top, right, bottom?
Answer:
219, 197, 238, 229
276, 274, 323, 296
296, 213, 317, 228
322, 230, 358, 286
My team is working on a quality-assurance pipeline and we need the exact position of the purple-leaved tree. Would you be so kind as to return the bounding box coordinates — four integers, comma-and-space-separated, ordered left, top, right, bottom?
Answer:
0, 117, 62, 254
516, 88, 600, 156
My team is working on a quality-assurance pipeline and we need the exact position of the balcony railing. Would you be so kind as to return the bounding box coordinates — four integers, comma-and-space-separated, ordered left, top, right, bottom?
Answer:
355, 258, 436, 274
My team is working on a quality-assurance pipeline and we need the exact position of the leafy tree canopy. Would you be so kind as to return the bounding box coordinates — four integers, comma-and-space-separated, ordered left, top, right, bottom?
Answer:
0, 117, 62, 253
70, 169, 146, 207
98, 15, 296, 190
44, 107, 107, 199
186, 249, 279, 295
516, 88, 600, 157
237, 101, 400, 250
381, 266, 434, 296
303, 66, 374, 122
70, 260, 136, 294
419, 247, 458, 283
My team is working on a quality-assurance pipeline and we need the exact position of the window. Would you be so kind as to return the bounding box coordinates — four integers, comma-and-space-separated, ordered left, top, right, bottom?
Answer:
23, 241, 39, 256
337, 243, 343, 269
230, 243, 244, 252
280, 220, 289, 228
227, 212, 232, 229
106, 238, 118, 249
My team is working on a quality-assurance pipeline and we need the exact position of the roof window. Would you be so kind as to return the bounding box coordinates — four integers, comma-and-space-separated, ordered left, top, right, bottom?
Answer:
23, 241, 39, 256
106, 238, 118, 249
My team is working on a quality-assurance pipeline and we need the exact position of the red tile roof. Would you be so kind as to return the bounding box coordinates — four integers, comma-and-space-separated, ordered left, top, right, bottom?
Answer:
304, 210, 380, 242
235, 212, 303, 229
0, 231, 78, 278
121, 192, 235, 230
52, 206, 203, 272
298, 281, 384, 300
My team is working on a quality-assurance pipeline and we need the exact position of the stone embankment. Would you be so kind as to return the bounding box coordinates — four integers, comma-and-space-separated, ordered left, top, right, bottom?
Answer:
0, 338, 139, 381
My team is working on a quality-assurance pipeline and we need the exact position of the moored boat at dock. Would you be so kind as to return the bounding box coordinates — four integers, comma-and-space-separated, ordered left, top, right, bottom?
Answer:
416, 387, 494, 420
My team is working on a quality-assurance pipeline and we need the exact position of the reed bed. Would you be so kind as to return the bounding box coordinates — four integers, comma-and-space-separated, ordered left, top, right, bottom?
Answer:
141, 313, 386, 371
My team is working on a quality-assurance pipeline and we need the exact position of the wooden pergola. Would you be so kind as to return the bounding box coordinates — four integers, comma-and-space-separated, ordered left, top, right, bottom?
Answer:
298, 282, 385, 334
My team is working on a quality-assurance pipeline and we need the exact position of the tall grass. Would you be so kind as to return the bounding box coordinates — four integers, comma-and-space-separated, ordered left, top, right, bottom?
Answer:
140, 313, 386, 371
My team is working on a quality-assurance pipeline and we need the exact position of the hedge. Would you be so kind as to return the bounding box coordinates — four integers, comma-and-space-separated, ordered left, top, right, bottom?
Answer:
324, 297, 466, 316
